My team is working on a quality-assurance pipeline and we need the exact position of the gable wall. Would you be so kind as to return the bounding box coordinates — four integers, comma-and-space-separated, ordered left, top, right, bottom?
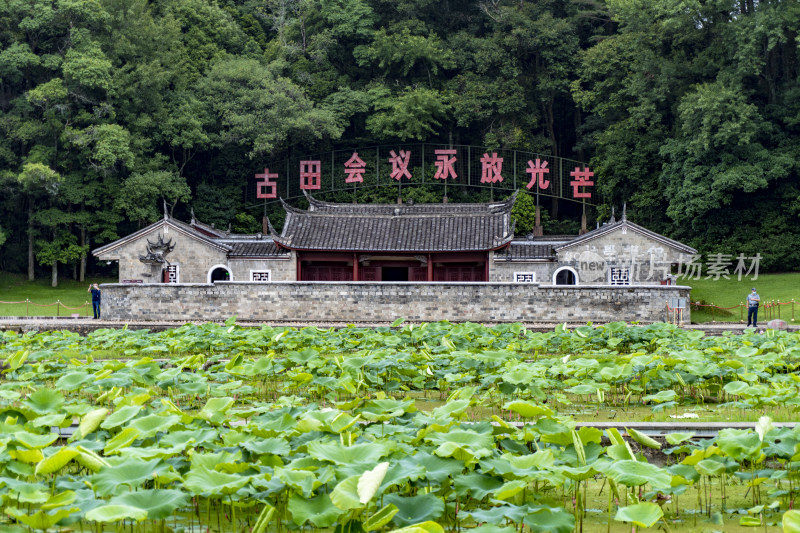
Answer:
557, 228, 688, 284
97, 224, 227, 283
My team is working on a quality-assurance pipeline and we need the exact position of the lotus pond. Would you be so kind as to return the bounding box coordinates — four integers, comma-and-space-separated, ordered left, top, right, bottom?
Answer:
1, 320, 800, 533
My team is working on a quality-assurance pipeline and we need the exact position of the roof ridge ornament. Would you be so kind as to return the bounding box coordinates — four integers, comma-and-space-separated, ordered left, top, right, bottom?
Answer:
609, 206, 616, 224
622, 202, 627, 222
163, 199, 168, 220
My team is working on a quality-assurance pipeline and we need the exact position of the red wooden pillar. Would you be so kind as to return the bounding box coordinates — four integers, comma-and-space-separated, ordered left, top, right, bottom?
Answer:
353, 253, 359, 281
427, 254, 433, 281
484, 253, 489, 282
296, 252, 302, 281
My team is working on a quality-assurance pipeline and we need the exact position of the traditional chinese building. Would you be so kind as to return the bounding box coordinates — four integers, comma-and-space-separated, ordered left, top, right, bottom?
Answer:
93, 195, 696, 287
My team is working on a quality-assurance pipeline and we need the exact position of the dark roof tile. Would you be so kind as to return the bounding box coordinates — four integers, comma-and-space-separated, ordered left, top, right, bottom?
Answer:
274, 194, 516, 252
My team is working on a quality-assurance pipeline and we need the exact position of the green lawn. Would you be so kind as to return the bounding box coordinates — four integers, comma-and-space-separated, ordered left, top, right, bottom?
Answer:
0, 272, 116, 317
679, 272, 800, 324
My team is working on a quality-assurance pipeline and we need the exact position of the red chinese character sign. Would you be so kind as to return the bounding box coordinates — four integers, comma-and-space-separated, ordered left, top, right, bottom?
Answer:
525, 159, 549, 190
253, 146, 599, 206
480, 152, 503, 183
433, 149, 457, 180
255, 168, 278, 199
570, 166, 594, 199
300, 160, 321, 190
388, 150, 412, 180
344, 152, 366, 183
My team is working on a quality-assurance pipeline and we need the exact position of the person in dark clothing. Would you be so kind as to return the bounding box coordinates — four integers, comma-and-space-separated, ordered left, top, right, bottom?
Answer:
88, 283, 101, 319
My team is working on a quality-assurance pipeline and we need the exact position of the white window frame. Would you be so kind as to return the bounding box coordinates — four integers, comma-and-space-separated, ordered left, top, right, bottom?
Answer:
513, 272, 537, 283
164, 264, 179, 283
249, 270, 272, 282
207, 264, 232, 283
609, 266, 631, 286
552, 266, 579, 285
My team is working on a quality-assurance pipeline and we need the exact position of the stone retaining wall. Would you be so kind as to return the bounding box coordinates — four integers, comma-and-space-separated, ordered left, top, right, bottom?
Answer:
99, 282, 691, 323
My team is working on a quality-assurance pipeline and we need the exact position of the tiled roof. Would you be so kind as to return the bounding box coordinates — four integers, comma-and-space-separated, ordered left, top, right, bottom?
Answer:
93, 217, 232, 256
555, 219, 697, 254
494, 241, 560, 261
273, 195, 516, 252
225, 241, 289, 257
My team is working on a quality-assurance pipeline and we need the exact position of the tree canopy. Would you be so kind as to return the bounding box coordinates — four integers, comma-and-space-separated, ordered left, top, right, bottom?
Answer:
0, 0, 798, 280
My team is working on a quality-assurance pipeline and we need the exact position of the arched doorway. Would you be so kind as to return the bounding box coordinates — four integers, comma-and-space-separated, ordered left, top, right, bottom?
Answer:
553, 267, 578, 285
208, 265, 231, 283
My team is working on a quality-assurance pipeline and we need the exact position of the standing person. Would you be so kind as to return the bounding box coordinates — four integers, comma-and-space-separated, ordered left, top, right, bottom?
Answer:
88, 283, 101, 319
746, 287, 760, 328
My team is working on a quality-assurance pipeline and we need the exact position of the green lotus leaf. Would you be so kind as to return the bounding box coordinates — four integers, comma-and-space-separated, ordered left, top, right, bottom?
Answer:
288, 493, 344, 527
23, 388, 64, 414
523, 507, 576, 533
360, 398, 416, 421
76, 445, 110, 472
275, 466, 319, 497
110, 489, 189, 520
100, 405, 142, 429
454, 473, 504, 500
128, 413, 181, 439
184, 466, 249, 496
90, 458, 164, 496
7, 482, 50, 504
465, 526, 516, 533
55, 371, 93, 391
736, 346, 759, 358
627, 427, 661, 450
104, 427, 141, 454
35, 447, 80, 475
29, 413, 67, 428
614, 503, 664, 528
565, 384, 598, 396
493, 479, 527, 501
5, 506, 78, 529
501, 367, 537, 385
783, 510, 800, 533
330, 474, 363, 511
741, 516, 762, 527
76, 408, 109, 439
502, 400, 554, 419
430, 400, 470, 420
694, 459, 726, 477
159, 428, 218, 448
198, 397, 235, 424
242, 437, 290, 456
41, 491, 77, 511
85, 504, 148, 523
364, 504, 400, 531
642, 390, 678, 403
723, 381, 750, 396
14, 430, 58, 449
384, 493, 445, 527
716, 429, 762, 461
665, 432, 695, 445
409, 452, 464, 483
468, 503, 529, 524
606, 460, 672, 488
425, 429, 495, 466
386, 521, 445, 533
307, 441, 390, 465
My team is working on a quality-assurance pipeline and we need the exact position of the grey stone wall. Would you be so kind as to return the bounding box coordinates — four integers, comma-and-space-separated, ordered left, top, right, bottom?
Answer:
100, 282, 691, 323
489, 260, 557, 284
228, 255, 296, 282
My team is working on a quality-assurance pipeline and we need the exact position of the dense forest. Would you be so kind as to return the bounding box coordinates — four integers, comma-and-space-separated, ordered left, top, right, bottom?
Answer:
0, 0, 798, 283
